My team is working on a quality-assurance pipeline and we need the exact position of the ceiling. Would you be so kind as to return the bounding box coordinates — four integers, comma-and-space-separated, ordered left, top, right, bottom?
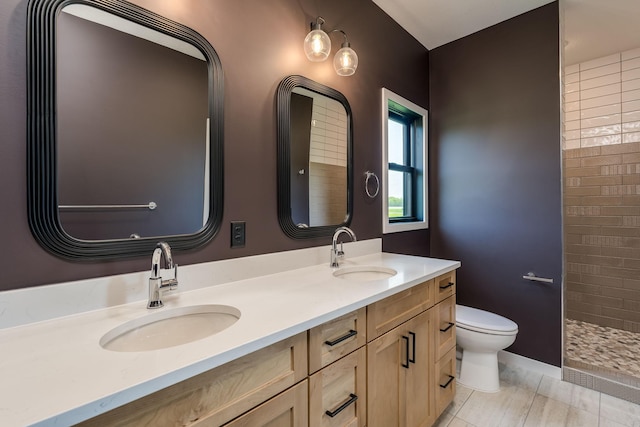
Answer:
372, 0, 640, 66
371, 0, 554, 50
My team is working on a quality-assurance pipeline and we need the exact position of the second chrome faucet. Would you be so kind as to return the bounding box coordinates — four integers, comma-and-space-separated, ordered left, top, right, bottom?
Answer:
330, 226, 357, 268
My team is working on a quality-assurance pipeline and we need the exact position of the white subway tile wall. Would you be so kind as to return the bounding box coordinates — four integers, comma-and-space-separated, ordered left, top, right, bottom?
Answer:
563, 47, 640, 150
309, 95, 347, 167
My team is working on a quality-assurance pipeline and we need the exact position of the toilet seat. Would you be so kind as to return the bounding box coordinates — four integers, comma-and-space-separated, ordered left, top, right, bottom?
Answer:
456, 305, 518, 336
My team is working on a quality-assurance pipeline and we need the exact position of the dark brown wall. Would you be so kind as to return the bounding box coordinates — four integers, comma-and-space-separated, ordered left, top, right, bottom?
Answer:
0, 0, 429, 290
429, 3, 562, 366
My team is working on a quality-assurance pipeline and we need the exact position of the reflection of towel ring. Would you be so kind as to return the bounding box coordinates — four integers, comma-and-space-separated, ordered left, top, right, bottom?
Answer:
365, 171, 380, 199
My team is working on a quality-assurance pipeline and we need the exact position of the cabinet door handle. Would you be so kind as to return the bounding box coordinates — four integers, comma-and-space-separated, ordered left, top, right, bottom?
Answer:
440, 282, 455, 290
440, 375, 455, 389
408, 331, 416, 364
325, 393, 358, 417
440, 322, 455, 332
401, 335, 410, 368
324, 329, 357, 346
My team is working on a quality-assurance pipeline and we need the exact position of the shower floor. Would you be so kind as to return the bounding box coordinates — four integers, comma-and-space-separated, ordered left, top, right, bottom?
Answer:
565, 319, 640, 385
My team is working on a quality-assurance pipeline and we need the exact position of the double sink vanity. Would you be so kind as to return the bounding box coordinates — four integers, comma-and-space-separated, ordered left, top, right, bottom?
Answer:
0, 241, 459, 426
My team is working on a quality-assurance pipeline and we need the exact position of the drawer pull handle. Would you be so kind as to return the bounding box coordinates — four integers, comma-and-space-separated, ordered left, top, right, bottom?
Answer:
440, 322, 455, 332
409, 331, 416, 364
324, 329, 357, 346
325, 393, 358, 417
401, 335, 410, 368
440, 375, 455, 389
440, 282, 455, 290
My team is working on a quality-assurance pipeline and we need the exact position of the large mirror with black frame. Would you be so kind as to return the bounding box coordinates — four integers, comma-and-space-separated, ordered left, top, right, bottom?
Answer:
26, 0, 224, 260
276, 75, 353, 239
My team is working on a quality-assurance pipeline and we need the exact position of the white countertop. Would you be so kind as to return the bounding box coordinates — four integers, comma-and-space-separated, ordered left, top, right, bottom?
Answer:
0, 251, 459, 426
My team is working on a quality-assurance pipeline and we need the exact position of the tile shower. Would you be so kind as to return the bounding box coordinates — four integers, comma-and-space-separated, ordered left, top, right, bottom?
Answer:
563, 47, 640, 401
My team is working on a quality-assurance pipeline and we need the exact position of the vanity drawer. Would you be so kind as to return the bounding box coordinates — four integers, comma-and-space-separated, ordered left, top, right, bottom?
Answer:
435, 270, 456, 303
435, 347, 457, 415
435, 295, 456, 360
309, 347, 366, 427
220, 380, 308, 427
77, 333, 307, 427
367, 279, 434, 340
309, 308, 366, 373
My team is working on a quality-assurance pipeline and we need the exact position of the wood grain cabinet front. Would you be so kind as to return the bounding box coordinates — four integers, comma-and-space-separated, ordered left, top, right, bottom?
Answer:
309, 347, 366, 427
221, 380, 308, 427
367, 310, 434, 427
77, 333, 307, 427
434, 347, 457, 416
367, 279, 434, 340
435, 270, 456, 304
434, 295, 456, 361
308, 307, 367, 374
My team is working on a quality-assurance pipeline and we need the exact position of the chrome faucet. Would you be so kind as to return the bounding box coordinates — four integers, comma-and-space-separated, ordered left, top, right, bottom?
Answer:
147, 242, 178, 309
331, 226, 357, 268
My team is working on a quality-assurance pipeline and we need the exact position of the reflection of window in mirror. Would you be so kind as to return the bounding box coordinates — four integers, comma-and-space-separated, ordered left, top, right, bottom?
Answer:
381, 88, 428, 233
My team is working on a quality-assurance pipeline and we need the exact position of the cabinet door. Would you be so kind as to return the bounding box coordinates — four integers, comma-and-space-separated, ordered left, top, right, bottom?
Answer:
404, 311, 434, 427
367, 311, 433, 427
220, 380, 308, 427
309, 347, 366, 427
367, 323, 404, 427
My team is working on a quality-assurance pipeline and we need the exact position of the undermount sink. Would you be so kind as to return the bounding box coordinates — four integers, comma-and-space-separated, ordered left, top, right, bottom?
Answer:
333, 265, 398, 282
100, 304, 241, 352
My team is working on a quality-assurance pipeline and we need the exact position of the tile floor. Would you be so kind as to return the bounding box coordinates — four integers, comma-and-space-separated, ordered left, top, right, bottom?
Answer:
565, 319, 640, 381
433, 362, 640, 427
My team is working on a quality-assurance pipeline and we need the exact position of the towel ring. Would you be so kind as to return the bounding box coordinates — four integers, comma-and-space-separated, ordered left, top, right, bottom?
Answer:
365, 171, 380, 199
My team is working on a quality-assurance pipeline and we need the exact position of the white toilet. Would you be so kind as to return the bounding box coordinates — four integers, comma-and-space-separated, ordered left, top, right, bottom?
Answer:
456, 304, 518, 393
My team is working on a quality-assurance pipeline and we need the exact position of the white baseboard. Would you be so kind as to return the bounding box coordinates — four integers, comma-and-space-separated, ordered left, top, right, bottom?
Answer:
498, 350, 562, 379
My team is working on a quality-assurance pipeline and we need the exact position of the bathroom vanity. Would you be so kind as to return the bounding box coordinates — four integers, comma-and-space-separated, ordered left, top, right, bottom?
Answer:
0, 243, 459, 426
78, 269, 457, 427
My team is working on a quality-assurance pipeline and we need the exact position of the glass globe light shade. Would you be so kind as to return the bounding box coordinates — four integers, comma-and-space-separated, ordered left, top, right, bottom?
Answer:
333, 45, 358, 76
304, 29, 331, 62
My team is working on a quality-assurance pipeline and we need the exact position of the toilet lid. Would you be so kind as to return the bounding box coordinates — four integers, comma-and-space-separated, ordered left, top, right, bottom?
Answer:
456, 305, 518, 333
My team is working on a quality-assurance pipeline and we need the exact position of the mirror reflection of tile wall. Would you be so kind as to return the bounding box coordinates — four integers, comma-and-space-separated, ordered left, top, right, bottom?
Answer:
309, 95, 348, 226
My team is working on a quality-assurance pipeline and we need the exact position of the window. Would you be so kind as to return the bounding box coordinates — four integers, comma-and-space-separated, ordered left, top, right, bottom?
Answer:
382, 88, 428, 234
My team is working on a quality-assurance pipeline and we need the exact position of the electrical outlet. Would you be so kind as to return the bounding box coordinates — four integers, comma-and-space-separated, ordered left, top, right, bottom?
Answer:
231, 221, 245, 248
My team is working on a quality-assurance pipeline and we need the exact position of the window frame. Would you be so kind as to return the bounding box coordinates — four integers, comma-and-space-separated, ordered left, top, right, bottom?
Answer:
381, 88, 428, 234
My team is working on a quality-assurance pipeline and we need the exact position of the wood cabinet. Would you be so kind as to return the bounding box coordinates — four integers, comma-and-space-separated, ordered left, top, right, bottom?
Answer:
221, 380, 308, 427
366, 272, 457, 427
308, 307, 366, 374
77, 333, 307, 427
367, 279, 434, 339
309, 347, 366, 427
435, 270, 456, 303
367, 305, 434, 427
433, 295, 457, 417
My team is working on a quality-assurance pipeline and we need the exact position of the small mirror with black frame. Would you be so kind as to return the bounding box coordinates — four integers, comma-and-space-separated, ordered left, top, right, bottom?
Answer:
276, 75, 353, 239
